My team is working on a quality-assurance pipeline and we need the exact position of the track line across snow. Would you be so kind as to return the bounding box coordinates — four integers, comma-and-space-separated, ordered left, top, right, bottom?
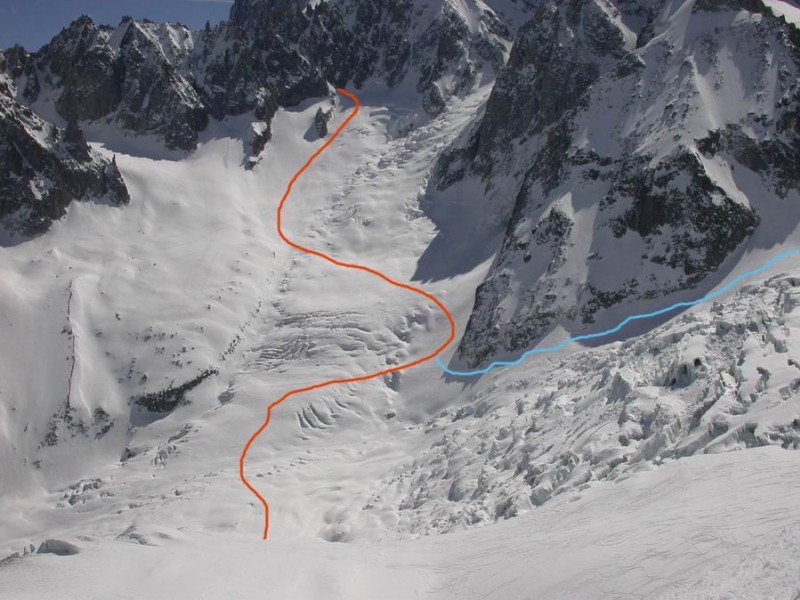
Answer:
238, 89, 457, 540
437, 249, 799, 377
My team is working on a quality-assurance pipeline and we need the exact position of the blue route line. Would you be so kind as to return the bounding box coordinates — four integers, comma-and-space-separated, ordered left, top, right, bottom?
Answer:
436, 249, 798, 377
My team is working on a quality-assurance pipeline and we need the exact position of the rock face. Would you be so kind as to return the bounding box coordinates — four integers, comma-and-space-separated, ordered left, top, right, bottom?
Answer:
0, 0, 517, 237
314, 107, 332, 138
36, 539, 80, 556
7, 17, 208, 151
1, 0, 514, 152
0, 72, 129, 239
439, 0, 800, 369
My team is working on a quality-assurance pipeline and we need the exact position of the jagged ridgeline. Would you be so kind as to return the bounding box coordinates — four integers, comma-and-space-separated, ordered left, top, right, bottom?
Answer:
0, 0, 517, 237
1, 0, 511, 150
435, 0, 800, 369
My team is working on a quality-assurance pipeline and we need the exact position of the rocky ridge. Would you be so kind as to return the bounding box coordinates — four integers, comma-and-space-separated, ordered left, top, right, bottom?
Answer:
2, 0, 515, 152
436, 0, 800, 369
0, 66, 128, 239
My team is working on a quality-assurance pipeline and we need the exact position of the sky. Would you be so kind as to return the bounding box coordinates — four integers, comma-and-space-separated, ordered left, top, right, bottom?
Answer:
0, 0, 233, 50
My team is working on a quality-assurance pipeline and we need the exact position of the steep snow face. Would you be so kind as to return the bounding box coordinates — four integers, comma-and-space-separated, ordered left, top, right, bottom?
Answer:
436, 0, 800, 370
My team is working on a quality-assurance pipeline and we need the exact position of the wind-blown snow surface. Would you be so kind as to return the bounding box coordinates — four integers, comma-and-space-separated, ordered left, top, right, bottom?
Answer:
1, 78, 800, 597
3, 449, 799, 599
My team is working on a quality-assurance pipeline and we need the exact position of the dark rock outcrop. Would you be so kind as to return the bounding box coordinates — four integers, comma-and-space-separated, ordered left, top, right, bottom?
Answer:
28, 17, 208, 150
473, 0, 628, 176
314, 106, 332, 137
132, 367, 219, 414
37, 539, 80, 556
0, 83, 129, 239
605, 150, 759, 279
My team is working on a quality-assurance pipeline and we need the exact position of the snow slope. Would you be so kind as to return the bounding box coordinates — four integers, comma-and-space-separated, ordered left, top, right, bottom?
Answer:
2, 5, 800, 596
0, 81, 495, 552
2, 448, 798, 599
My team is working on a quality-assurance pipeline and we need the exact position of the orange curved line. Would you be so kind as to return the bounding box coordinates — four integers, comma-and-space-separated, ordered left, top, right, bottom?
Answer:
239, 88, 457, 540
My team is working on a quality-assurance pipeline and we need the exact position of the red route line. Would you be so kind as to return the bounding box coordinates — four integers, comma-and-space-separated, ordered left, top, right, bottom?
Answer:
238, 88, 457, 540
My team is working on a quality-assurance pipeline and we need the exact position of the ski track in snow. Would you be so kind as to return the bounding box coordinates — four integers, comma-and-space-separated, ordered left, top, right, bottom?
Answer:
239, 89, 457, 539
4, 10, 800, 591
439, 249, 800, 377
